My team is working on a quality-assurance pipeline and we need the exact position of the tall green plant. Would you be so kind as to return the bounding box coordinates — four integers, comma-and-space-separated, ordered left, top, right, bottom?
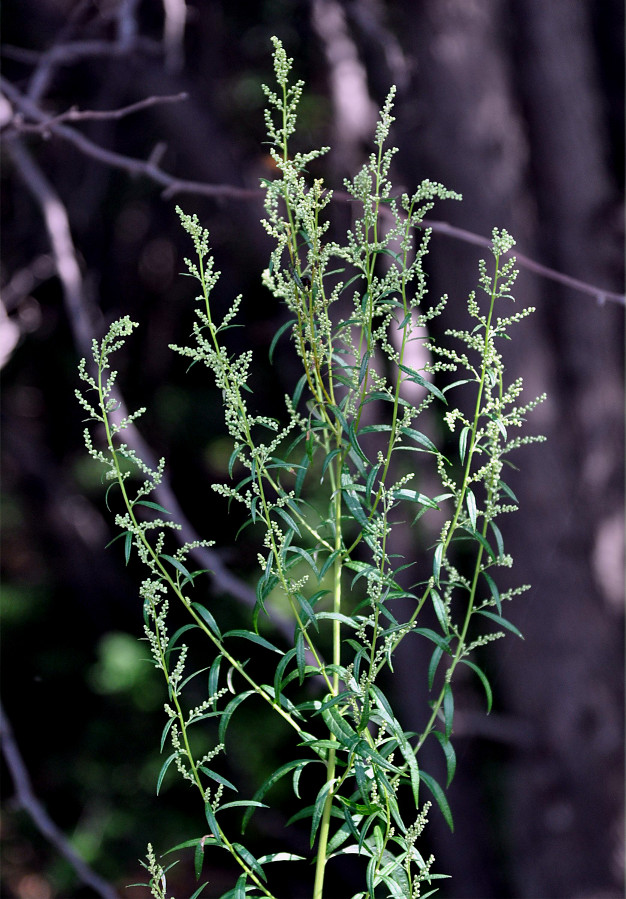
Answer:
76, 37, 545, 899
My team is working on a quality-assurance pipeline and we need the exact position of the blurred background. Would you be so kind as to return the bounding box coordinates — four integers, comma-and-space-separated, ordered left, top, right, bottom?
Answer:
1, 1, 624, 898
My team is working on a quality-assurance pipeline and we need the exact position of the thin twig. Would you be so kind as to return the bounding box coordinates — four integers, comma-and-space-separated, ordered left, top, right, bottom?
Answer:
0, 701, 121, 899
2, 76, 623, 306
9, 92, 189, 133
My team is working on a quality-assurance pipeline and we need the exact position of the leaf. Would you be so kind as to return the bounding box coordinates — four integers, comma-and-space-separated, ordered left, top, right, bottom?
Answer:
204, 803, 221, 844
160, 553, 193, 583
156, 751, 179, 795
199, 766, 237, 793
160, 716, 176, 752
443, 682, 454, 740
219, 690, 255, 745
341, 473, 367, 527
481, 569, 502, 615
167, 623, 198, 656
242, 758, 318, 832
433, 543, 443, 585
459, 425, 471, 464
348, 423, 369, 463
420, 770, 454, 831
269, 318, 296, 363
256, 852, 306, 864
477, 608, 524, 639
133, 499, 172, 515
191, 602, 222, 639
394, 488, 440, 510
124, 530, 132, 565
498, 478, 519, 503
223, 629, 282, 655
460, 659, 493, 714
274, 505, 301, 537
228, 443, 246, 478
457, 526, 496, 562
430, 589, 449, 634
233, 873, 247, 899
490, 520, 504, 558
194, 840, 204, 880
189, 882, 209, 899
428, 645, 444, 690
415, 628, 453, 654
295, 630, 306, 684
310, 779, 336, 847
399, 426, 437, 453
432, 730, 457, 787
208, 655, 222, 703
466, 489, 477, 531
232, 843, 266, 882
398, 364, 447, 403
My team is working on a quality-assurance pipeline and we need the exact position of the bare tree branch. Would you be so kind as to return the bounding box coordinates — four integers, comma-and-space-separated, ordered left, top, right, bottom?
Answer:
7, 92, 189, 134
0, 700, 121, 899
2, 76, 622, 306
1, 78, 257, 201
6, 136, 295, 644
415, 217, 625, 307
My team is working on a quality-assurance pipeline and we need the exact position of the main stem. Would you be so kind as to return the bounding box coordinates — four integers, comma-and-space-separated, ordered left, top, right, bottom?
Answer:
312, 460, 343, 899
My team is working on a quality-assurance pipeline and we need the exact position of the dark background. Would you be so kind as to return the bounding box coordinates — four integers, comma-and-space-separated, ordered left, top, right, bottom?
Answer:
1, 2, 624, 898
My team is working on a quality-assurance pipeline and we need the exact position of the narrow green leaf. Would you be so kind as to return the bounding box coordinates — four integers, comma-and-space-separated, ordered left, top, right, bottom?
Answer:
189, 882, 209, 899
459, 425, 471, 464
460, 659, 493, 714
219, 690, 255, 745
208, 655, 222, 703
310, 779, 335, 847
194, 840, 204, 880
348, 423, 369, 463
394, 488, 440, 509
428, 645, 444, 690
124, 530, 132, 565
167, 623, 198, 656
295, 631, 306, 684
466, 489, 477, 530
223, 628, 282, 655
191, 602, 221, 639
161, 553, 193, 583
233, 873, 247, 899
433, 543, 443, 584
228, 443, 246, 478
156, 752, 178, 795
319, 550, 341, 579
458, 526, 496, 561
199, 766, 237, 792
399, 426, 437, 453
498, 479, 519, 503
133, 499, 172, 515
420, 770, 454, 831
430, 589, 449, 634
443, 682, 454, 740
269, 318, 296, 363
160, 716, 175, 753
477, 608, 524, 639
291, 372, 308, 410
481, 570, 502, 615
232, 843, 266, 881
490, 520, 504, 558
399, 364, 447, 403
415, 628, 453, 654
432, 730, 457, 787
204, 803, 221, 844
